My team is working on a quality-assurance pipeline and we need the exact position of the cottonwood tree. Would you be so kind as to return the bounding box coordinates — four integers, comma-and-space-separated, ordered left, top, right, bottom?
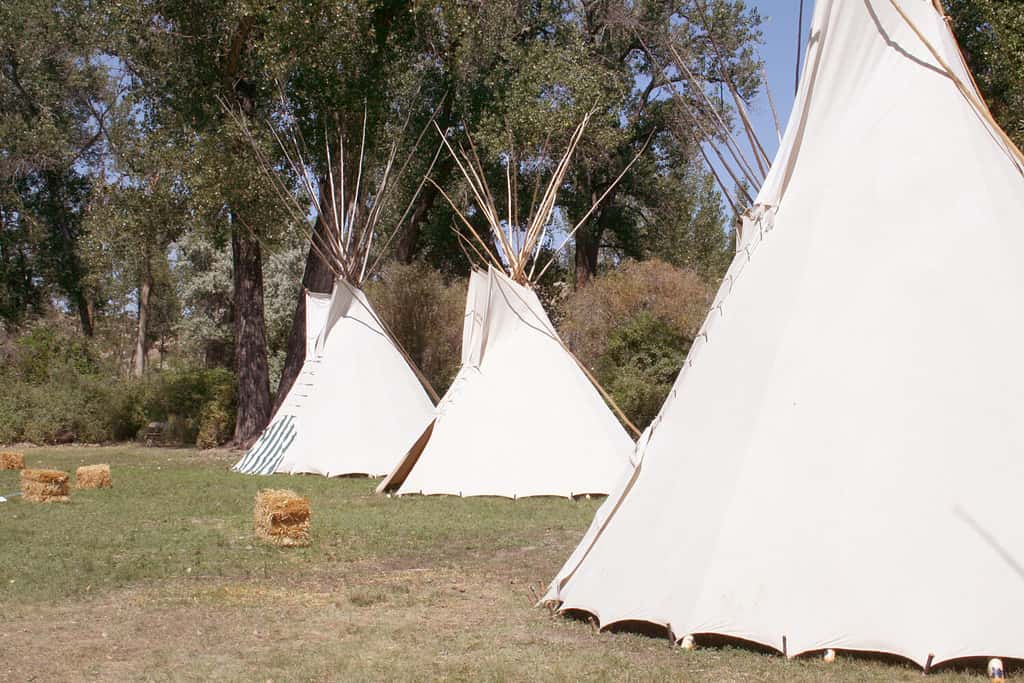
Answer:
386, 0, 763, 285
113, 2, 297, 443
0, 0, 120, 334
944, 0, 1024, 148
81, 171, 185, 376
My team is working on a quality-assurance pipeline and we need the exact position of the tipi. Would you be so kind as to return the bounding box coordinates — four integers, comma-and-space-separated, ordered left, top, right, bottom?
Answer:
233, 114, 438, 478
545, 0, 1024, 669
378, 117, 639, 498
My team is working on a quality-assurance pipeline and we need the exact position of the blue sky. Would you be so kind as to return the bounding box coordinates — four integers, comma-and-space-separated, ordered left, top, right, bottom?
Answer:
747, 0, 815, 160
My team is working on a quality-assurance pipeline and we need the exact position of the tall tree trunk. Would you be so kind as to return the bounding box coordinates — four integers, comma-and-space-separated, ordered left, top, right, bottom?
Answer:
395, 187, 435, 263
271, 206, 333, 412
41, 170, 94, 336
75, 292, 95, 337
396, 91, 454, 263
574, 224, 601, 288
231, 217, 272, 444
573, 183, 620, 288
395, 144, 454, 263
131, 270, 152, 378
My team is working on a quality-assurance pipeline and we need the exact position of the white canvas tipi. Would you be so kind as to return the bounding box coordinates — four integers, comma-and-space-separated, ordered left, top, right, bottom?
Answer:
379, 265, 634, 497
234, 280, 435, 477
545, 0, 1024, 668
233, 112, 438, 478
378, 116, 639, 498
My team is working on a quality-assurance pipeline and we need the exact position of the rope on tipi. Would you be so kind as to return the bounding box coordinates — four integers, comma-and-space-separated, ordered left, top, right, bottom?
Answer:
885, 0, 1024, 174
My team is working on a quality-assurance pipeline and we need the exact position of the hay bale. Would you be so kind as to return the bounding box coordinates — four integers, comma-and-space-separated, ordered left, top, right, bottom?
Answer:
75, 464, 112, 489
21, 469, 70, 503
254, 489, 310, 547
0, 451, 25, 470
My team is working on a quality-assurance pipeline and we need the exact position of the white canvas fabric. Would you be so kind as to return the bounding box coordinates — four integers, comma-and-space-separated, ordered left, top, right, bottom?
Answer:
232, 290, 330, 475
546, 0, 1024, 667
379, 266, 634, 498
234, 280, 435, 477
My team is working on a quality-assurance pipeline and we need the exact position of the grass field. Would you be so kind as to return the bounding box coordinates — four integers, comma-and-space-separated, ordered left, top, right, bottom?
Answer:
0, 446, 989, 681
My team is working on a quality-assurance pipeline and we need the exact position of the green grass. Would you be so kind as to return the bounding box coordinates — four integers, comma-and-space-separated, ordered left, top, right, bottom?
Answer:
0, 446, 990, 681
0, 446, 596, 604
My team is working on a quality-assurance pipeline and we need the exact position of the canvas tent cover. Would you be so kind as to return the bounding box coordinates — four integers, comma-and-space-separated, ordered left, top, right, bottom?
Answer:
234, 281, 435, 477
379, 266, 634, 498
545, 0, 1024, 668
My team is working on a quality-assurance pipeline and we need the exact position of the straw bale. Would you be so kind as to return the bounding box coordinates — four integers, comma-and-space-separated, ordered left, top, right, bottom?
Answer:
254, 489, 311, 547
21, 469, 70, 503
0, 451, 25, 470
76, 464, 112, 489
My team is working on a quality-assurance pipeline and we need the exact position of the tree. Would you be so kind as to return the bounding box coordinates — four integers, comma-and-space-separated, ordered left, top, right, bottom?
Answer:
255, 0, 435, 411
639, 160, 733, 279
944, 0, 1024, 148
389, 0, 763, 285
0, 0, 117, 334
81, 175, 184, 377
114, 2, 297, 443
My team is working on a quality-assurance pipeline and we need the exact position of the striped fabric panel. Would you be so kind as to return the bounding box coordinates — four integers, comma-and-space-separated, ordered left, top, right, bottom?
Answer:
232, 415, 297, 475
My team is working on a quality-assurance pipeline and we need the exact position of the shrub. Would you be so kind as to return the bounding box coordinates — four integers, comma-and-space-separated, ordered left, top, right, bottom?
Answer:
598, 312, 689, 428
7, 324, 99, 383
140, 366, 236, 446
196, 401, 233, 449
0, 369, 142, 445
559, 259, 713, 429
0, 322, 236, 447
366, 261, 467, 395
0, 322, 143, 445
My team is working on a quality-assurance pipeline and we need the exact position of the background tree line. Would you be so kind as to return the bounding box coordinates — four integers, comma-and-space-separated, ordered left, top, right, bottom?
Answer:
0, 0, 1019, 447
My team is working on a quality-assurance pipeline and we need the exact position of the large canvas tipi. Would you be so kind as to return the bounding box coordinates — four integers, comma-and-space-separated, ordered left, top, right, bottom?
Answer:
378, 118, 638, 498
233, 115, 438, 478
545, 0, 1024, 668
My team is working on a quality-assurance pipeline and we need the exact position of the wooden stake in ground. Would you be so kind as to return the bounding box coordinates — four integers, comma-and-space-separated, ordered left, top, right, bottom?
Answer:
254, 489, 311, 547
21, 469, 70, 503
75, 464, 112, 490
0, 451, 25, 470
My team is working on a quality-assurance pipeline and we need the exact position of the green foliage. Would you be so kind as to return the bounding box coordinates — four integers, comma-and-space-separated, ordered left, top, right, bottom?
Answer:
560, 259, 713, 428
6, 324, 98, 382
195, 401, 234, 450
262, 244, 306, 389
0, 323, 139, 444
139, 366, 236, 447
0, 372, 139, 445
945, 0, 1024, 148
366, 261, 467, 395
0, 323, 236, 446
640, 163, 735, 279
0, 0, 117, 331
173, 231, 303, 383
598, 312, 689, 428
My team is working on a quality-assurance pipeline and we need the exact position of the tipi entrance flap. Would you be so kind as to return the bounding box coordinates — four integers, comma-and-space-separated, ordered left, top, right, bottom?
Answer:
461, 269, 491, 367
375, 419, 436, 493
546, 0, 1024, 667
314, 279, 356, 356
304, 291, 332, 357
